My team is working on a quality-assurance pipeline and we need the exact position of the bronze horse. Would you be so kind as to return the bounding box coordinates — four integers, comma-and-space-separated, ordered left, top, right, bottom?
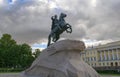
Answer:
47, 13, 72, 47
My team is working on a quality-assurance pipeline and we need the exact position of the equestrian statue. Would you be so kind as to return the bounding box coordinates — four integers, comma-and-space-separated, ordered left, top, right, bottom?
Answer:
47, 13, 72, 47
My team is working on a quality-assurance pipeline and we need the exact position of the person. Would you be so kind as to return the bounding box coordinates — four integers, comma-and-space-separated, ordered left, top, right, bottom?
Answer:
51, 15, 59, 30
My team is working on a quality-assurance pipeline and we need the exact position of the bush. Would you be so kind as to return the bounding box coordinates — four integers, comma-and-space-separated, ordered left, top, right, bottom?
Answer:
97, 70, 120, 74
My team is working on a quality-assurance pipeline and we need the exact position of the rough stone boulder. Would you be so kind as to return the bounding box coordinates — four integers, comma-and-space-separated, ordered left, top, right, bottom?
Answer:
22, 39, 100, 77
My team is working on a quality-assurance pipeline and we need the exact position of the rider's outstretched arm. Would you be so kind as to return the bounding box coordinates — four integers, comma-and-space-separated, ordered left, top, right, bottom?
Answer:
51, 16, 54, 20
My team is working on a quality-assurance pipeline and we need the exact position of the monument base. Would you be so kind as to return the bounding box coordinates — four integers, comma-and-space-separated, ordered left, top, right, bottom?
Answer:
22, 39, 100, 77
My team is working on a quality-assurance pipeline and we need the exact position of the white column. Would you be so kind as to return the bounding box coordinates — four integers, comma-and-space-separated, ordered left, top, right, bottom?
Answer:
108, 50, 110, 60
106, 50, 108, 60
118, 49, 119, 60
99, 51, 101, 61
101, 51, 103, 61
104, 51, 107, 60
100, 51, 103, 61
116, 49, 119, 60
112, 49, 114, 60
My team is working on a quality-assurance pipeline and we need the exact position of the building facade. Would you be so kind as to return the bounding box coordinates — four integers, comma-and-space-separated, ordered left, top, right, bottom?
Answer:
81, 41, 120, 70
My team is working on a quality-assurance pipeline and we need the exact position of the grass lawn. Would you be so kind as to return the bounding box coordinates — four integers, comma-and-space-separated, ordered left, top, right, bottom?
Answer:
99, 73, 120, 76
0, 68, 24, 73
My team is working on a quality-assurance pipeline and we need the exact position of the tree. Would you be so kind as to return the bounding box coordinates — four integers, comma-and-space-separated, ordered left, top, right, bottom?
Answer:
19, 43, 34, 68
0, 34, 16, 67
0, 34, 34, 69
33, 49, 41, 58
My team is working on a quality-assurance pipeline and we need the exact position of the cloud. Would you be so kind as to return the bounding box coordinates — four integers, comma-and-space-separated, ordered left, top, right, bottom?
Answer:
0, 0, 120, 46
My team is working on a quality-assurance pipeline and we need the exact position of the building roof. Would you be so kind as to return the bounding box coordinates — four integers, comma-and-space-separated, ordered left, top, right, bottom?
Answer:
85, 41, 120, 51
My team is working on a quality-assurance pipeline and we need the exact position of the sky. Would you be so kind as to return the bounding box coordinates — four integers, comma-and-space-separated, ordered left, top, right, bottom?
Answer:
0, 0, 120, 49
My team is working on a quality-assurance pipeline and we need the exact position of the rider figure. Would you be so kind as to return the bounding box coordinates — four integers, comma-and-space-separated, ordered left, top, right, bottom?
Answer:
51, 13, 67, 32
51, 15, 59, 31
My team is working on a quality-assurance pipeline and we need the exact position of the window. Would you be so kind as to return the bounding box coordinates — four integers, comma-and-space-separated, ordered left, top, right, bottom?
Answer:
115, 62, 118, 66
103, 63, 105, 66
91, 57, 93, 61
107, 62, 109, 66
89, 57, 90, 61
94, 63, 96, 66
91, 63, 93, 66
83, 58, 84, 61
91, 51, 92, 54
111, 62, 113, 66
94, 57, 96, 61
87, 57, 88, 61
99, 63, 101, 66
87, 52, 89, 55
92, 57, 94, 61
94, 51, 96, 54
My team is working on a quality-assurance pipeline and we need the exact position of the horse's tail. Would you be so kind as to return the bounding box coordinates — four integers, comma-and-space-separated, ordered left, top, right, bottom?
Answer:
47, 34, 51, 47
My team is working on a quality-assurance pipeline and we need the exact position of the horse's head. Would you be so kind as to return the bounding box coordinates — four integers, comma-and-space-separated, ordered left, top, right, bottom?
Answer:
60, 13, 67, 18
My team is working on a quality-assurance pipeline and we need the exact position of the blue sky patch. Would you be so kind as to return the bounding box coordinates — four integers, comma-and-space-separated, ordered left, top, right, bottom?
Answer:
8, 0, 12, 3
32, 43, 47, 49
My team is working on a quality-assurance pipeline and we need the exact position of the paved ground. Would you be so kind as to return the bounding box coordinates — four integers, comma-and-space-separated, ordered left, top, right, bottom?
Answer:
0, 73, 119, 77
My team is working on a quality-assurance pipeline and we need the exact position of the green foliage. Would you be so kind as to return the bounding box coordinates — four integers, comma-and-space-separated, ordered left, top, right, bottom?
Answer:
0, 34, 35, 69
97, 70, 120, 74
33, 49, 41, 58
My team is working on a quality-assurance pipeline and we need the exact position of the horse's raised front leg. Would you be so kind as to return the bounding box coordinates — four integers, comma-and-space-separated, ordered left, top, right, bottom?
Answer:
65, 24, 72, 33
